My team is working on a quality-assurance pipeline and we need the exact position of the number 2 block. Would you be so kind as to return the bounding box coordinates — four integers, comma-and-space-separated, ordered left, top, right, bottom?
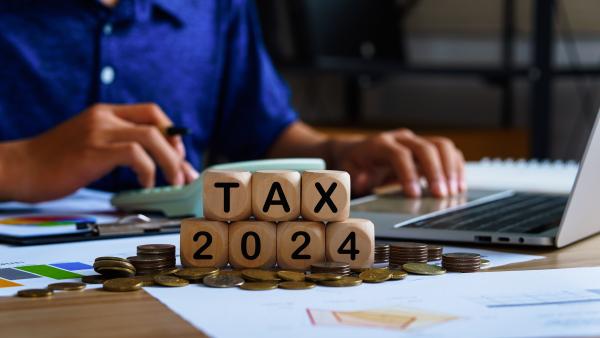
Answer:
277, 221, 326, 271
229, 221, 277, 269
325, 218, 374, 269
180, 218, 229, 268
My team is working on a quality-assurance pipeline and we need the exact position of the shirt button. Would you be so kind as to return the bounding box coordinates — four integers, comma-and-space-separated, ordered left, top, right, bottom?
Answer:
103, 23, 113, 35
100, 66, 115, 85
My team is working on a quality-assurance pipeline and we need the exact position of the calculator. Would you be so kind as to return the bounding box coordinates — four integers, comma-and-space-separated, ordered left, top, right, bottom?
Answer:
110, 158, 326, 218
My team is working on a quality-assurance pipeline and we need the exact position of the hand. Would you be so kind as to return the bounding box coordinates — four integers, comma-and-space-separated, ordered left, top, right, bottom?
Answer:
335, 129, 465, 198
1, 103, 199, 202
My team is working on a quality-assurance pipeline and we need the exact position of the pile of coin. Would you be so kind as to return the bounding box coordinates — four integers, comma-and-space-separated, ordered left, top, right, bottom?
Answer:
93, 256, 136, 277
311, 262, 351, 276
128, 244, 176, 275
390, 242, 428, 266
427, 244, 443, 261
374, 244, 390, 266
441, 253, 481, 273
16, 282, 86, 298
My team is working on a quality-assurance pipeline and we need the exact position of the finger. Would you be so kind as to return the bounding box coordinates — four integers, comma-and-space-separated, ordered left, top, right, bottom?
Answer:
396, 136, 448, 197
109, 126, 184, 186
456, 149, 467, 192
110, 103, 186, 158
182, 161, 200, 183
429, 137, 459, 195
381, 142, 422, 198
103, 142, 156, 188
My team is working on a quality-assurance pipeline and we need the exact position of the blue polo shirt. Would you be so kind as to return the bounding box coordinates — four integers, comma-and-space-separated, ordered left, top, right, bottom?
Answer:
0, 0, 297, 191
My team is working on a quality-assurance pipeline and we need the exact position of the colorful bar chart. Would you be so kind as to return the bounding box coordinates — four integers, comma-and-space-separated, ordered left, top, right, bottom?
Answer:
0, 262, 92, 288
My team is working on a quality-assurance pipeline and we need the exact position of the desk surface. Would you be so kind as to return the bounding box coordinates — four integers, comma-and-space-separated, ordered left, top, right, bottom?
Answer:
3, 233, 600, 338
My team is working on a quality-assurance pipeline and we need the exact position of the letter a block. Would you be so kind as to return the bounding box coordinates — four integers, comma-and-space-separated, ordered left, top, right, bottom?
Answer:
325, 218, 374, 269
301, 170, 350, 222
252, 170, 301, 222
203, 170, 252, 221
277, 221, 326, 271
180, 218, 229, 268
229, 221, 277, 269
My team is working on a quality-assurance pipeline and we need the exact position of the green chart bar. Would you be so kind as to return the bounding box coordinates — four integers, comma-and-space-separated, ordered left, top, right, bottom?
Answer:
16, 265, 82, 280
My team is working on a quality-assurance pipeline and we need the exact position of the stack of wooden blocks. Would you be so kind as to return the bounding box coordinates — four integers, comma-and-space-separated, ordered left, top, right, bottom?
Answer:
181, 169, 375, 270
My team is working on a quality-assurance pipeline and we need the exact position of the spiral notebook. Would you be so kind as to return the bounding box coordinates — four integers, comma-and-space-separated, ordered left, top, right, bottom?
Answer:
465, 158, 579, 195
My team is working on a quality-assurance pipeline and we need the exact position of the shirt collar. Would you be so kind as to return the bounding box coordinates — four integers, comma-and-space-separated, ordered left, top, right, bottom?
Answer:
98, 0, 187, 26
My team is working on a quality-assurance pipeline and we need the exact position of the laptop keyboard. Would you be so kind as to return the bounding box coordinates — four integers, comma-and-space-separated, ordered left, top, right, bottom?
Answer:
403, 194, 568, 234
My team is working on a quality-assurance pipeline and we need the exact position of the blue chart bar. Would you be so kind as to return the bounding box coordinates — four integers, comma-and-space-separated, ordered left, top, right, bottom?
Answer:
50, 262, 93, 271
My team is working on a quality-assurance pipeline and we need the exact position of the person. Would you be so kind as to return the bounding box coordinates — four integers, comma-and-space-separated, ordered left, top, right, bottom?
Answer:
0, 0, 465, 203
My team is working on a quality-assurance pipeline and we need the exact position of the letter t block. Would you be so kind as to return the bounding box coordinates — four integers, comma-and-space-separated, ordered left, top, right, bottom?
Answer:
203, 170, 252, 221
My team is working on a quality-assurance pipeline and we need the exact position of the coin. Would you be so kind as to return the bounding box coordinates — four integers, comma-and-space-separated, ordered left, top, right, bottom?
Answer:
137, 244, 176, 253
306, 273, 343, 282
218, 270, 243, 278
359, 269, 392, 283
94, 260, 136, 271
241, 269, 280, 282
154, 275, 189, 287
311, 262, 350, 270
319, 276, 363, 287
277, 270, 305, 282
442, 252, 481, 261
175, 267, 219, 281
389, 269, 408, 280
239, 281, 278, 291
203, 274, 245, 288
47, 282, 86, 291
103, 278, 142, 292
134, 275, 156, 286
81, 274, 107, 284
17, 288, 53, 298
480, 258, 490, 267
278, 281, 316, 290
95, 256, 129, 262
402, 263, 447, 275
427, 244, 443, 261
442, 252, 481, 273
95, 266, 136, 278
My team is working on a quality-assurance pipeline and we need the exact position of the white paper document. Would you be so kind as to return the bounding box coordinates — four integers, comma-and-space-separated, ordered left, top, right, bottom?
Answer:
147, 267, 600, 338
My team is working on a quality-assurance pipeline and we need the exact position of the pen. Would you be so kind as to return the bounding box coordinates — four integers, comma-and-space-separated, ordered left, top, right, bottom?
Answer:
164, 126, 190, 136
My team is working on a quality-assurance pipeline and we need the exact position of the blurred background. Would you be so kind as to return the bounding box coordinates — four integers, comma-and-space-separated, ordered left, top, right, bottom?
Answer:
255, 0, 600, 161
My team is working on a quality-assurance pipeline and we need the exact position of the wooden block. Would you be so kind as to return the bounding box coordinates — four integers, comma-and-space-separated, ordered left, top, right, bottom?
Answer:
325, 218, 374, 269
229, 221, 277, 269
180, 218, 229, 268
301, 170, 350, 222
276, 221, 326, 271
203, 170, 252, 221
252, 170, 301, 221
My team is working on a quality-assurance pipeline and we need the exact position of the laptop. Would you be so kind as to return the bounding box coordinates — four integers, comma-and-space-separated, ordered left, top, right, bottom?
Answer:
350, 110, 600, 248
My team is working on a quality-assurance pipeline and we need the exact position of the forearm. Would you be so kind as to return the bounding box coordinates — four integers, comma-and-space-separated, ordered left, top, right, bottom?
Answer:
0, 140, 29, 201
267, 121, 364, 169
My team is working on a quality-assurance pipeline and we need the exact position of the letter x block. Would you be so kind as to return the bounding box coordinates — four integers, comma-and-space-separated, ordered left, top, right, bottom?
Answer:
252, 170, 301, 222
203, 170, 252, 221
301, 170, 350, 222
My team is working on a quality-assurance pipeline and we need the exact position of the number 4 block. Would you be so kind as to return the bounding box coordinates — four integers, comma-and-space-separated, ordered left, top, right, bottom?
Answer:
180, 218, 229, 268
326, 218, 375, 269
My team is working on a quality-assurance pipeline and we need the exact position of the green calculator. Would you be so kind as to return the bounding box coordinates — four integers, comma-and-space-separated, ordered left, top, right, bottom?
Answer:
110, 158, 326, 218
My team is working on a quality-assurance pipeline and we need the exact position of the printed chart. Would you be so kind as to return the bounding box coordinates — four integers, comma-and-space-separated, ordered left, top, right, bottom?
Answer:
0, 262, 92, 288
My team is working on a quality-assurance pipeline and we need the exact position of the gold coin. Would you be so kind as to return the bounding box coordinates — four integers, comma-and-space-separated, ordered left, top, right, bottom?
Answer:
134, 275, 156, 286
94, 260, 136, 271
175, 267, 219, 281
389, 269, 408, 280
155, 267, 180, 276
95, 266, 136, 278
320, 276, 363, 287
103, 278, 142, 292
239, 281, 278, 291
153, 275, 189, 287
278, 281, 316, 290
17, 288, 53, 298
402, 263, 446, 275
95, 256, 129, 263
359, 269, 392, 283
81, 275, 107, 284
241, 269, 280, 282
218, 270, 243, 278
306, 273, 343, 282
47, 282, 86, 291
480, 259, 490, 267
277, 270, 305, 282
203, 274, 245, 288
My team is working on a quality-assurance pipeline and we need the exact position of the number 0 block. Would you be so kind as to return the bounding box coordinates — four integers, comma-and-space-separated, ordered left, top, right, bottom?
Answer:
203, 170, 252, 221
252, 170, 301, 221
229, 221, 277, 269
277, 221, 326, 271
325, 218, 374, 269
301, 170, 350, 222
180, 218, 229, 268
